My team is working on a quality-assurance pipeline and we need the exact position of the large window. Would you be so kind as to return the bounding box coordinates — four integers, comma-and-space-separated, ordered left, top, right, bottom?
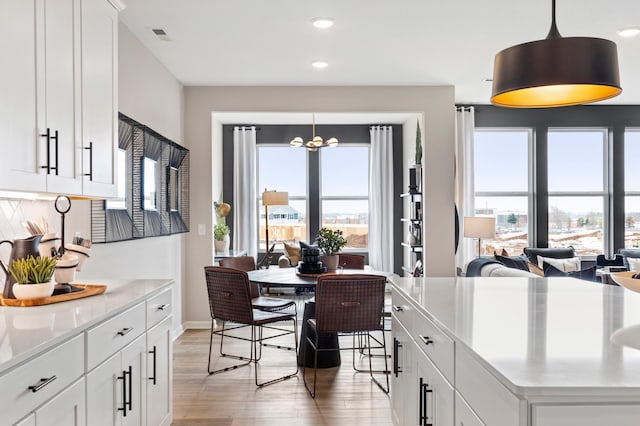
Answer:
547, 129, 606, 255
257, 146, 307, 250
257, 144, 370, 252
320, 146, 369, 249
474, 129, 531, 256
625, 130, 640, 248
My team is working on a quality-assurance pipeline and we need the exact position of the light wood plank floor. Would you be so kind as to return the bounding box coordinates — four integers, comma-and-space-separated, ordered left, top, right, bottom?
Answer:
172, 325, 393, 425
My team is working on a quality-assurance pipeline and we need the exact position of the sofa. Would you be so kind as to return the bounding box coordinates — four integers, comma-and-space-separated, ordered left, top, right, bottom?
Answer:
466, 257, 539, 278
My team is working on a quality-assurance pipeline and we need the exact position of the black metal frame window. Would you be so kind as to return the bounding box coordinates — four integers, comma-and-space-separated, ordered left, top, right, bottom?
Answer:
624, 129, 640, 249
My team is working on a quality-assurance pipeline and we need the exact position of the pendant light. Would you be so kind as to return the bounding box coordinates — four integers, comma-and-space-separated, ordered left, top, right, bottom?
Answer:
289, 113, 338, 151
491, 0, 621, 108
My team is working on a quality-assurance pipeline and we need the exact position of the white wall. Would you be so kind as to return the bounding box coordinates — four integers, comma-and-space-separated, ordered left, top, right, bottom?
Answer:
68, 23, 185, 336
182, 86, 456, 326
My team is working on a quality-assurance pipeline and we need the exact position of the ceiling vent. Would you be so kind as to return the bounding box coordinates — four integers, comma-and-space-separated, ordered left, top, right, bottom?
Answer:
151, 28, 171, 41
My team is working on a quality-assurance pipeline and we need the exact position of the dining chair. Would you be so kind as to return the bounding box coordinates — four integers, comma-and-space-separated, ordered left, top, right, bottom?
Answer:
219, 256, 296, 315
337, 253, 365, 269
302, 273, 389, 398
203, 266, 299, 387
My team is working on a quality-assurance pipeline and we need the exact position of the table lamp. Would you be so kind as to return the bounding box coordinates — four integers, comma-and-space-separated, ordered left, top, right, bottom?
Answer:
464, 216, 496, 257
261, 189, 289, 264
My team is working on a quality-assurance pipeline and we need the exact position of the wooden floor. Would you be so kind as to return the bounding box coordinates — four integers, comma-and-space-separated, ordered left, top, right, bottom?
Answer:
172, 324, 393, 425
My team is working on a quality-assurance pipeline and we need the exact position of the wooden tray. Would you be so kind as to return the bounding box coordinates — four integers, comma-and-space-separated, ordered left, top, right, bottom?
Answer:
0, 284, 107, 307
296, 270, 327, 278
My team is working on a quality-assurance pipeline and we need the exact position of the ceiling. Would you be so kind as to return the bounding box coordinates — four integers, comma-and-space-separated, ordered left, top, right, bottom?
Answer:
120, 0, 640, 105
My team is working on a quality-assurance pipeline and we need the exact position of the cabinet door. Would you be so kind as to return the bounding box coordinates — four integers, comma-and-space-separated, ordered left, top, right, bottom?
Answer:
15, 414, 36, 426
41, 0, 82, 195
391, 317, 417, 425
415, 348, 454, 426
35, 378, 86, 426
86, 353, 121, 426
80, 0, 117, 197
147, 317, 173, 426
121, 335, 147, 426
0, 0, 46, 192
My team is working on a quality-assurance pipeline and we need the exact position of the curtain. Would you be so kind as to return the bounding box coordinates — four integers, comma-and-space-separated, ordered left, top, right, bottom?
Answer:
369, 125, 394, 272
455, 107, 476, 272
233, 126, 258, 259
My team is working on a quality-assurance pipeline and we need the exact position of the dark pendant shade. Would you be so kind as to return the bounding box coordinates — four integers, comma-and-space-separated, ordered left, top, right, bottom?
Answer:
491, 36, 621, 108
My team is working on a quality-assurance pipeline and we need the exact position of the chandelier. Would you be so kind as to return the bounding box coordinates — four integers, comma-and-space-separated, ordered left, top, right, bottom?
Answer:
289, 113, 338, 151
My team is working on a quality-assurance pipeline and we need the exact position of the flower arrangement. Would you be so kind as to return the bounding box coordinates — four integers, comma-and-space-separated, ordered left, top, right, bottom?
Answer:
316, 227, 347, 256
9, 256, 57, 284
213, 223, 230, 241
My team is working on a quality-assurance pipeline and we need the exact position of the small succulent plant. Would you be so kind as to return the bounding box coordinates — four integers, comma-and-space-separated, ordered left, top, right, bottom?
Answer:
316, 227, 347, 256
8, 256, 57, 284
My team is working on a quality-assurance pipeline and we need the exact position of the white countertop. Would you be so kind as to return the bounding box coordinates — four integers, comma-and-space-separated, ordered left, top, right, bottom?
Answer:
390, 276, 640, 396
0, 278, 173, 374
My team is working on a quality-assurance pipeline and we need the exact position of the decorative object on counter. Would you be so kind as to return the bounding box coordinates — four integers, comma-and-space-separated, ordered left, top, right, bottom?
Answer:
8, 256, 56, 300
22, 218, 49, 236
54, 195, 71, 256
0, 284, 106, 307
38, 232, 60, 257
65, 243, 90, 271
296, 247, 327, 275
0, 235, 42, 299
213, 222, 230, 253
54, 253, 79, 285
315, 227, 347, 272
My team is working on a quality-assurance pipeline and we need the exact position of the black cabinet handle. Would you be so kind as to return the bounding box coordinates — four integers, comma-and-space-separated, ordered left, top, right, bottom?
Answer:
149, 345, 157, 385
117, 327, 133, 336
52, 129, 58, 175
28, 375, 56, 393
419, 377, 433, 426
126, 365, 133, 411
419, 335, 434, 346
393, 338, 402, 377
84, 141, 93, 180
117, 370, 127, 416
40, 128, 51, 174
157, 304, 170, 311
392, 305, 403, 312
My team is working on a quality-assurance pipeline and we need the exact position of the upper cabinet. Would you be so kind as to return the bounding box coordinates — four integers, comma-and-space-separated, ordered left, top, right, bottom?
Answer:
0, 0, 118, 198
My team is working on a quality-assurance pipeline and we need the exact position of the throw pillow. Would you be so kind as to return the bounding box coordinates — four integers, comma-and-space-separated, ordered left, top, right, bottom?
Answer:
537, 255, 580, 272
543, 263, 597, 282
527, 262, 545, 277
494, 254, 529, 272
628, 257, 640, 272
283, 241, 301, 265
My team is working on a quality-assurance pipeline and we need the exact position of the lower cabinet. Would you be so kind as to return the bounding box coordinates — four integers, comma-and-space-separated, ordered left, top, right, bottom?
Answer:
415, 346, 454, 426
86, 334, 146, 426
391, 320, 417, 425
146, 317, 173, 426
35, 378, 86, 426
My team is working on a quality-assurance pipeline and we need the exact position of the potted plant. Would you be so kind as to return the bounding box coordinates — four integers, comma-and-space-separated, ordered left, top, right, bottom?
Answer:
8, 255, 57, 300
316, 227, 347, 271
214, 223, 230, 253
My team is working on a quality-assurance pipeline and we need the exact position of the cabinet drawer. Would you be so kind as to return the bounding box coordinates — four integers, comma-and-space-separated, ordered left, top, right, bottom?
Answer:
391, 289, 418, 332
455, 347, 525, 426
455, 391, 485, 426
412, 309, 455, 383
0, 334, 84, 426
147, 287, 172, 329
86, 302, 145, 371
532, 404, 640, 426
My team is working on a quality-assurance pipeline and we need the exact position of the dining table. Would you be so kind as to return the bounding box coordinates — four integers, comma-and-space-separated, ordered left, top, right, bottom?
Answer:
247, 266, 393, 368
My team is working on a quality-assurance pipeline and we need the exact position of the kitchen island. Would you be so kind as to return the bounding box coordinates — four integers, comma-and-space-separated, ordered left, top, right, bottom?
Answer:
0, 278, 173, 425
390, 275, 640, 426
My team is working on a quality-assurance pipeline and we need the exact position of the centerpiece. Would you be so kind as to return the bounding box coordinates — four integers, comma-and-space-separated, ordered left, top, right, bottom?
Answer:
8, 255, 57, 300
316, 227, 347, 272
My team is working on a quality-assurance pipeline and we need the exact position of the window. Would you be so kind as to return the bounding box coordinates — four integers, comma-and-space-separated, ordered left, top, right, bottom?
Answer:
547, 129, 606, 255
473, 129, 531, 255
625, 130, 640, 248
257, 146, 307, 250
320, 146, 369, 250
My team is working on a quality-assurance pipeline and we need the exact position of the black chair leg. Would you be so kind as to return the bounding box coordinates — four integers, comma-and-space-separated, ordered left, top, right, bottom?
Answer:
255, 316, 300, 387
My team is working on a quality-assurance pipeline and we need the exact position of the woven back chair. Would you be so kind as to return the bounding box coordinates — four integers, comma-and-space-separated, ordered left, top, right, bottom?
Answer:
302, 273, 389, 397
203, 266, 298, 387
337, 254, 366, 270
219, 256, 260, 298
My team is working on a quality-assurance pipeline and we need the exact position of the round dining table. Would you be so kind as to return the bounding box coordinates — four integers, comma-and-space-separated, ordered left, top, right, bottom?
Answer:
246, 266, 392, 368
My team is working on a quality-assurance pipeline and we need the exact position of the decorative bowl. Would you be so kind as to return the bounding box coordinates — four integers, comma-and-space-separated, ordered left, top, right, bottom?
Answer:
12, 280, 55, 300
611, 271, 640, 292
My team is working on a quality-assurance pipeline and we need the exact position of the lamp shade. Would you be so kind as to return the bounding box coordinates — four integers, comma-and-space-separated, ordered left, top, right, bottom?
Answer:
491, 36, 621, 108
464, 217, 496, 239
262, 190, 289, 206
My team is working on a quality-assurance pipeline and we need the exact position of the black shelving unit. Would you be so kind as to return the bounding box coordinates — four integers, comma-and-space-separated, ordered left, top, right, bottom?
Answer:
401, 192, 423, 276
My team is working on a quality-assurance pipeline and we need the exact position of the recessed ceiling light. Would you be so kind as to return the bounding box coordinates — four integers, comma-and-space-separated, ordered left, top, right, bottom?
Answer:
311, 18, 334, 29
617, 27, 640, 38
311, 61, 328, 69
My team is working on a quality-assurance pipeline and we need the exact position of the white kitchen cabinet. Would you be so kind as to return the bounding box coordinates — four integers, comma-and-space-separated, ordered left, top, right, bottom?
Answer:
80, 0, 118, 198
35, 378, 86, 426
454, 392, 484, 426
391, 318, 417, 425
415, 345, 454, 426
86, 334, 146, 426
146, 316, 173, 426
0, 0, 117, 197
15, 414, 36, 426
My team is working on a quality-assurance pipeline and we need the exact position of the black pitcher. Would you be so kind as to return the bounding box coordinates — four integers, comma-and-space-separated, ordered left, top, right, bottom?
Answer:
0, 235, 42, 299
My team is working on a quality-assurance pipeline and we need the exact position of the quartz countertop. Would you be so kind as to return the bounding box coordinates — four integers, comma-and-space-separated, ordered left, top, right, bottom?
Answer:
0, 278, 173, 374
390, 275, 640, 396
